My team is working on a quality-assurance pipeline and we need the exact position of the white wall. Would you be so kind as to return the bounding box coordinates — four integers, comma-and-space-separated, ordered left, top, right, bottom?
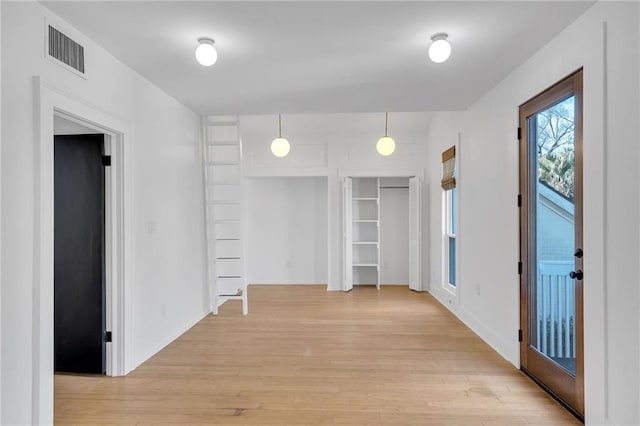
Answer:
239, 113, 431, 291
0, 1, 3, 422
1, 2, 206, 424
246, 177, 328, 284
426, 3, 639, 425
380, 187, 410, 284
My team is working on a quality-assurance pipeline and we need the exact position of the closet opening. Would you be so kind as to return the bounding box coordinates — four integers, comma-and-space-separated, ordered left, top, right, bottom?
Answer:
343, 175, 421, 292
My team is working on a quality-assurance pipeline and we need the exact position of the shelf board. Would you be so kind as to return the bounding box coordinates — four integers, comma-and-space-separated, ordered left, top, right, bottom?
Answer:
353, 219, 379, 223
213, 219, 240, 224
353, 241, 379, 245
352, 198, 378, 201
353, 263, 379, 267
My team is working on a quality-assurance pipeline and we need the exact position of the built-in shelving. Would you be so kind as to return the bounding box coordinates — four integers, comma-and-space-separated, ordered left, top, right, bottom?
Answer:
351, 177, 380, 289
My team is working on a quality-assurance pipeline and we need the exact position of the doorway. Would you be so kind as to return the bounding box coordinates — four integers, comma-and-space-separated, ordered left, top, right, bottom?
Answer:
519, 70, 584, 417
54, 133, 107, 375
343, 175, 422, 291
379, 178, 410, 285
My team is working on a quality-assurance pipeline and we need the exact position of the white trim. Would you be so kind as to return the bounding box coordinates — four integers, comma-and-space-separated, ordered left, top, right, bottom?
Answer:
244, 167, 329, 178
0, 1, 3, 420
582, 23, 607, 424
33, 77, 134, 424
338, 169, 422, 179
132, 310, 210, 369
429, 284, 514, 364
199, 116, 213, 312
441, 135, 460, 300
247, 281, 328, 285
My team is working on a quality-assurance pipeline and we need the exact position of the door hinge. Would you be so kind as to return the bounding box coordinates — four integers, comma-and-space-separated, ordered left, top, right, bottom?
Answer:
517, 194, 522, 207
102, 155, 112, 167
104, 331, 112, 343
517, 127, 522, 140
518, 261, 523, 275
518, 329, 523, 342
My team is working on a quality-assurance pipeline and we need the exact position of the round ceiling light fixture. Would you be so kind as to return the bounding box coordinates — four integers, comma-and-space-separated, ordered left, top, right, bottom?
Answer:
271, 114, 291, 157
376, 112, 396, 156
429, 33, 451, 64
195, 38, 218, 66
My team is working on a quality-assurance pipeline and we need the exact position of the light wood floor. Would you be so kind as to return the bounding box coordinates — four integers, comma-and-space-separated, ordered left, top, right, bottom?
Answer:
55, 285, 580, 425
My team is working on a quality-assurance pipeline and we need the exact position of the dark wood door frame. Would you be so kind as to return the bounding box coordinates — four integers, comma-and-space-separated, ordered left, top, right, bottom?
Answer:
519, 69, 584, 418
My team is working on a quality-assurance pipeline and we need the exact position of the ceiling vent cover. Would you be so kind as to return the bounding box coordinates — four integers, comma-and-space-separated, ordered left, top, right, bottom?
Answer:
48, 25, 85, 74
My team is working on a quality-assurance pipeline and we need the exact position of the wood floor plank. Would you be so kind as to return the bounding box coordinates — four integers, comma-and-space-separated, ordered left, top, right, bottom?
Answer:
55, 285, 580, 425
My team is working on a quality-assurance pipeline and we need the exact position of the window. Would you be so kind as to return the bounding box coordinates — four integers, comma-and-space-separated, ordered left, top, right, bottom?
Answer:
445, 188, 457, 287
441, 145, 457, 289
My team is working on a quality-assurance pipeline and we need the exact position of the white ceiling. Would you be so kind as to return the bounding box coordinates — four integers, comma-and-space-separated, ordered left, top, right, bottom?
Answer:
41, 1, 594, 115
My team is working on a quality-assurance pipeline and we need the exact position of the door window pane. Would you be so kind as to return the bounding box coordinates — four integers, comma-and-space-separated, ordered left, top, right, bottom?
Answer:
530, 95, 576, 375
448, 236, 456, 286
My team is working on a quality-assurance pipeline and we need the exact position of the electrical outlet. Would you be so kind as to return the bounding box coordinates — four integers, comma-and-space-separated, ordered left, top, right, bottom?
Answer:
147, 220, 157, 234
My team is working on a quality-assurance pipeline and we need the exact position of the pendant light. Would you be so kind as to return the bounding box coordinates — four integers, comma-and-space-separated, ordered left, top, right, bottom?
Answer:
271, 114, 290, 157
376, 112, 396, 156
195, 38, 218, 66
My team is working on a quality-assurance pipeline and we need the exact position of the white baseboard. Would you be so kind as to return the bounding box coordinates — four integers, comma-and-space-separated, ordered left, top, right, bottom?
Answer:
429, 283, 518, 367
131, 309, 210, 371
248, 281, 327, 285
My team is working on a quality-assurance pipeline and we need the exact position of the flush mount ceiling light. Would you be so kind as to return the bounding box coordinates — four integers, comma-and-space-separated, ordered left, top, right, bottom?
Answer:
195, 38, 218, 66
376, 112, 396, 156
429, 33, 451, 64
271, 114, 291, 157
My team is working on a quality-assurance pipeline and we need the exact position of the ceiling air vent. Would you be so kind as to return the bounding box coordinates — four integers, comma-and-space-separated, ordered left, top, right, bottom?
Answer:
48, 25, 85, 74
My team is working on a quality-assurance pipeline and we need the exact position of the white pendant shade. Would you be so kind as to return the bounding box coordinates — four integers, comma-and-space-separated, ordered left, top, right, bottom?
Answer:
429, 33, 451, 64
271, 137, 290, 157
196, 38, 218, 66
376, 136, 396, 156
271, 114, 290, 157
376, 112, 396, 156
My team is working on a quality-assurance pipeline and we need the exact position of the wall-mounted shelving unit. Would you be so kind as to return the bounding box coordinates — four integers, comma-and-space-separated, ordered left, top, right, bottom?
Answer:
346, 177, 381, 289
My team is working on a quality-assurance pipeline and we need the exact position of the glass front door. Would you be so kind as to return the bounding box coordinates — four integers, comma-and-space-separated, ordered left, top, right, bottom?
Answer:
519, 70, 584, 418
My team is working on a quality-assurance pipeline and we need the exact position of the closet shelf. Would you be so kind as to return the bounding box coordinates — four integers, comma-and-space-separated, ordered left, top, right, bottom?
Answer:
353, 241, 378, 245
353, 219, 378, 223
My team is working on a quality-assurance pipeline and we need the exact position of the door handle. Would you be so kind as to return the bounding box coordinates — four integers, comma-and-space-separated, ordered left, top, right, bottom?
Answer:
574, 248, 583, 258
569, 269, 583, 280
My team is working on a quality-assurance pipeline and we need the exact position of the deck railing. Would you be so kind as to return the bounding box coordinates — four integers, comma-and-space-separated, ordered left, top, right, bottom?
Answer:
536, 273, 576, 359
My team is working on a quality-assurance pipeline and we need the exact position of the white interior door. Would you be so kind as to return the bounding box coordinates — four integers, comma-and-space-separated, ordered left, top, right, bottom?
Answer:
343, 177, 353, 291
408, 176, 422, 291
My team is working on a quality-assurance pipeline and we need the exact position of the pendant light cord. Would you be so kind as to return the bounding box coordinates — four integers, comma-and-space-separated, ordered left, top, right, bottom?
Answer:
384, 112, 388, 137
279, 114, 282, 138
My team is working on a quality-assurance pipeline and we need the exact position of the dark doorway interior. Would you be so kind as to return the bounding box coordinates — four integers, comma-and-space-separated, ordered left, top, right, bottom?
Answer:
54, 134, 106, 375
